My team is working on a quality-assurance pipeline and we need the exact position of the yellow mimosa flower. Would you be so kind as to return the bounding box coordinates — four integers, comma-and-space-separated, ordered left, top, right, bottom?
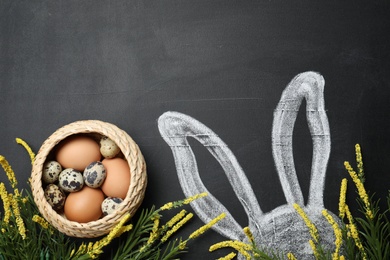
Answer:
107, 213, 131, 241
355, 144, 364, 180
161, 212, 193, 242
32, 215, 51, 230
76, 243, 87, 255
218, 252, 237, 260
69, 249, 75, 257
183, 192, 208, 204
15, 138, 35, 164
0, 155, 18, 189
344, 161, 373, 219
210, 241, 252, 260
160, 193, 208, 211
0, 182, 11, 224
293, 203, 319, 242
178, 240, 187, 250
287, 252, 297, 260
344, 205, 367, 260
243, 226, 254, 243
88, 213, 131, 258
338, 178, 348, 219
160, 202, 174, 211
164, 209, 187, 228
189, 212, 226, 239
11, 194, 26, 239
309, 240, 319, 259
140, 216, 160, 252
118, 224, 133, 234
322, 209, 342, 260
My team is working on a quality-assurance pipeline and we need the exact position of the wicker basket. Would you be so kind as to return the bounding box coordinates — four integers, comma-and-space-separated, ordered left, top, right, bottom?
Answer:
30, 120, 147, 238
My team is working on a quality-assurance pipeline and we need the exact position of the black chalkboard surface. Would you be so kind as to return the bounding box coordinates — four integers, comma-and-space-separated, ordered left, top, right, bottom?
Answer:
1, 0, 389, 259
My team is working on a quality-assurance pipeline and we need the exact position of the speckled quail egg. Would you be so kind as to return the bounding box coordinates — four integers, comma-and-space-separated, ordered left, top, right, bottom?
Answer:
83, 161, 106, 188
100, 136, 120, 159
58, 168, 84, 192
44, 184, 66, 211
101, 197, 123, 216
42, 160, 62, 184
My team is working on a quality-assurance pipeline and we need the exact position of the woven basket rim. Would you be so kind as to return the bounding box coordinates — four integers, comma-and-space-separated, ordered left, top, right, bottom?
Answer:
31, 120, 147, 238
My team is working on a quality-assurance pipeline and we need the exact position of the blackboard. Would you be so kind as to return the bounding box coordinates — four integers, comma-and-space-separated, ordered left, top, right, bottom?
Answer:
1, 0, 389, 259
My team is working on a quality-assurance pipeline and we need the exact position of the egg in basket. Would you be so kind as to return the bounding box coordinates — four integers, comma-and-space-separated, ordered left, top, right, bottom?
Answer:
30, 120, 147, 238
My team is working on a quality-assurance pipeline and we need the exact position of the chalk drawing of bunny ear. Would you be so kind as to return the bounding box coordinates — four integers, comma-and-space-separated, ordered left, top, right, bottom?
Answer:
158, 71, 338, 259
157, 109, 262, 242
272, 71, 330, 208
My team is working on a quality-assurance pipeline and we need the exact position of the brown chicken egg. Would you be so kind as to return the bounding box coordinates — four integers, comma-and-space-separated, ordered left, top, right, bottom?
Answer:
56, 135, 101, 172
101, 158, 131, 199
64, 186, 105, 223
